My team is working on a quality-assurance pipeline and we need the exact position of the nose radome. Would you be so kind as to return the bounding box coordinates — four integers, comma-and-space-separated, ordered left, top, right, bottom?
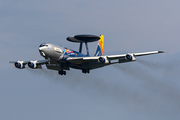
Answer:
39, 47, 43, 51
39, 48, 46, 57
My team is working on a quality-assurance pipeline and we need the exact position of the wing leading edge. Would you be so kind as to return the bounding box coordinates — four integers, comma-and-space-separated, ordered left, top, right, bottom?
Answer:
66, 50, 164, 65
107, 51, 164, 60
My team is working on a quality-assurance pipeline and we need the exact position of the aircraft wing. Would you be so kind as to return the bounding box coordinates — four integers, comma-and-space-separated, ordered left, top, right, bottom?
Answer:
66, 50, 164, 64
9, 60, 48, 69
107, 51, 164, 60
66, 57, 99, 64
9, 61, 29, 64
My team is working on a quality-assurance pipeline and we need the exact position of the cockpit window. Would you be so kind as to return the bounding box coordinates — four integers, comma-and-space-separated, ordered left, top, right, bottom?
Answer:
39, 44, 44, 47
39, 44, 48, 47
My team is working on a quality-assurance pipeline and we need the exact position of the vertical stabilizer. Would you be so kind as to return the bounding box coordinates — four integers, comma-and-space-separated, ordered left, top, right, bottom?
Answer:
94, 35, 104, 56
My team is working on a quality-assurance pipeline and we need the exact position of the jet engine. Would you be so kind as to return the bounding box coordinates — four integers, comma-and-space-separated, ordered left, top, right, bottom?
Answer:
125, 54, 136, 61
98, 56, 109, 63
14, 61, 25, 69
98, 57, 105, 63
28, 61, 42, 69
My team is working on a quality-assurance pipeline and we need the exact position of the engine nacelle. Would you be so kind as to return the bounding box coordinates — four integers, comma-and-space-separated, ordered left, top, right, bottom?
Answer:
14, 61, 25, 69
28, 61, 37, 68
28, 61, 37, 69
98, 56, 109, 63
125, 54, 136, 61
28, 61, 42, 69
98, 57, 105, 63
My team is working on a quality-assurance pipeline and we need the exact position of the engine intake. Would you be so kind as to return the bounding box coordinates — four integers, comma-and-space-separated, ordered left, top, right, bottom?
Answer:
28, 62, 36, 68
14, 61, 25, 69
98, 57, 105, 63
125, 54, 132, 60
125, 54, 136, 61
28, 61, 42, 69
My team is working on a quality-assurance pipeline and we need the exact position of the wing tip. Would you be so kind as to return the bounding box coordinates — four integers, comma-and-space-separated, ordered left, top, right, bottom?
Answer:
9, 61, 16, 63
158, 51, 165, 53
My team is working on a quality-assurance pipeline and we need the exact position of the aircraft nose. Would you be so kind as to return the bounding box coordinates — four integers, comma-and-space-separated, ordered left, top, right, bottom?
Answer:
39, 50, 46, 57
39, 47, 46, 57
39, 47, 43, 51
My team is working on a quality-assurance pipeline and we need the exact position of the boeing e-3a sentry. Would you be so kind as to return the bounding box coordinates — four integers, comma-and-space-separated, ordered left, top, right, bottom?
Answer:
10, 34, 164, 75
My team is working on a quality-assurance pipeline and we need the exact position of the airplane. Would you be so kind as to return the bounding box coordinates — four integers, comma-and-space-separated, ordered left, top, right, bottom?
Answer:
10, 34, 164, 75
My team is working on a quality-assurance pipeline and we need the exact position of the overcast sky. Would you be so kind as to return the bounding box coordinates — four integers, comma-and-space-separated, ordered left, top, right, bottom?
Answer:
1, 0, 180, 120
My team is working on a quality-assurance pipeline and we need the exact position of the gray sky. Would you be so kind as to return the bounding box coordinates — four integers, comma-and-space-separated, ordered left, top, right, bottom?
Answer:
1, 0, 180, 120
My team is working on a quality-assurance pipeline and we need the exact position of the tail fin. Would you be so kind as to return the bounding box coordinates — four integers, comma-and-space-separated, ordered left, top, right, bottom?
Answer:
94, 35, 104, 56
